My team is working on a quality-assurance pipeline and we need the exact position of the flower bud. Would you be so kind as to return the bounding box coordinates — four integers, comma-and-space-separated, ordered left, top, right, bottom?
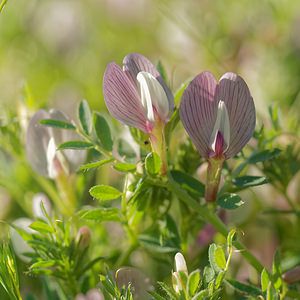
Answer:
32, 193, 52, 219
76, 226, 91, 250
282, 266, 300, 284
172, 252, 188, 294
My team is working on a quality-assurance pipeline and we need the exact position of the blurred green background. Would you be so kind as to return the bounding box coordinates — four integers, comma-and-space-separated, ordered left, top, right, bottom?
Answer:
1, 0, 300, 120
1, 0, 300, 298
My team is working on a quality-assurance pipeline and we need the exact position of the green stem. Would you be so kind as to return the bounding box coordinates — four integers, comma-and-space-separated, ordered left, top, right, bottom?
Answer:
205, 157, 225, 202
0, 0, 7, 13
150, 120, 167, 175
167, 172, 264, 274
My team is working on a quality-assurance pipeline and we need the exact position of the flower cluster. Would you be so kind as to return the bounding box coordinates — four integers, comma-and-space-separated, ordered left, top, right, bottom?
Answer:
103, 53, 256, 201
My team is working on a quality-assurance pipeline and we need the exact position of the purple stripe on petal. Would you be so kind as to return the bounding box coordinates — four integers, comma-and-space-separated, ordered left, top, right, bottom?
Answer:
216, 72, 256, 159
180, 72, 218, 158
123, 53, 174, 119
103, 62, 150, 133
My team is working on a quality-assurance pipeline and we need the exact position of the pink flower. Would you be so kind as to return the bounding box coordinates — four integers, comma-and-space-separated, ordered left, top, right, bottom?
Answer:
179, 71, 255, 160
26, 109, 86, 178
103, 53, 174, 133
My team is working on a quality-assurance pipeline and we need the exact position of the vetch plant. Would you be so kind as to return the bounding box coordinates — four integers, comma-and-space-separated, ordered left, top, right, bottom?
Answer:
103, 53, 174, 174
180, 71, 256, 202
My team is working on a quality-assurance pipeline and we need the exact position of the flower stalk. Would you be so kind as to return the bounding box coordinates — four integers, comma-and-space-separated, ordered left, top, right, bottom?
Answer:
205, 156, 225, 202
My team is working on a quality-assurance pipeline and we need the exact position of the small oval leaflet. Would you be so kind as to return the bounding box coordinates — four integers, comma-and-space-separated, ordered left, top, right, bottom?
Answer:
145, 152, 161, 176
58, 141, 95, 150
39, 119, 76, 130
89, 185, 122, 201
113, 163, 136, 173
217, 193, 244, 210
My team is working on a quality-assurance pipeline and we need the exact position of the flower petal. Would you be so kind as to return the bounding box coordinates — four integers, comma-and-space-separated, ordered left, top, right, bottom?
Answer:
25, 110, 52, 178
137, 71, 170, 122
123, 53, 174, 118
103, 61, 150, 133
216, 72, 256, 159
209, 100, 230, 154
179, 72, 218, 158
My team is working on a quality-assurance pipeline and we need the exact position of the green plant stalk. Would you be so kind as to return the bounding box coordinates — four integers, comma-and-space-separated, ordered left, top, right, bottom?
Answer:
167, 172, 264, 274
205, 157, 225, 202
150, 120, 168, 175
0, 0, 7, 14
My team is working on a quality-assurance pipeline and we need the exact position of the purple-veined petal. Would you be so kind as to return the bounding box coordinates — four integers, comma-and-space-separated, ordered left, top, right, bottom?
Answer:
123, 53, 174, 119
209, 100, 230, 154
179, 72, 218, 158
25, 110, 52, 178
49, 109, 86, 172
216, 72, 256, 159
137, 71, 170, 122
103, 61, 151, 133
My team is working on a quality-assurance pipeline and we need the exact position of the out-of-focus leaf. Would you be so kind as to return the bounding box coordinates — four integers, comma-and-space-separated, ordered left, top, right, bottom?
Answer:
113, 163, 136, 173
170, 170, 205, 198
145, 152, 161, 176
78, 99, 92, 135
226, 279, 263, 297
208, 243, 221, 274
272, 251, 282, 289
89, 185, 122, 200
214, 247, 226, 270
248, 148, 281, 164
57, 141, 94, 150
138, 234, 180, 253
217, 193, 244, 210
30, 260, 60, 269
29, 222, 54, 234
187, 270, 200, 297
79, 158, 115, 170
261, 268, 269, 292
80, 208, 121, 222
39, 119, 76, 130
156, 60, 167, 82
93, 113, 113, 151
232, 176, 268, 188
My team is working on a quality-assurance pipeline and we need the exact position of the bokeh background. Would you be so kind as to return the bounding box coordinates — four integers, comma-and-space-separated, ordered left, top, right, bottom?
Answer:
1, 0, 300, 298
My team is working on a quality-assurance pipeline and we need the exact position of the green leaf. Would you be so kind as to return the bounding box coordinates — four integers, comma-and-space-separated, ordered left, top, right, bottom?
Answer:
272, 251, 282, 289
80, 208, 121, 222
145, 152, 161, 176
113, 163, 136, 173
217, 193, 244, 210
57, 141, 94, 150
39, 119, 76, 130
170, 170, 205, 198
214, 247, 226, 270
227, 229, 237, 254
30, 260, 60, 269
226, 279, 263, 297
148, 291, 167, 300
79, 158, 115, 170
203, 266, 215, 285
261, 268, 270, 292
187, 270, 201, 297
248, 148, 281, 164
138, 234, 180, 253
29, 222, 55, 234
208, 243, 221, 274
156, 60, 167, 82
89, 185, 122, 200
215, 271, 225, 290
191, 290, 209, 300
232, 176, 268, 188
78, 99, 92, 135
93, 113, 113, 151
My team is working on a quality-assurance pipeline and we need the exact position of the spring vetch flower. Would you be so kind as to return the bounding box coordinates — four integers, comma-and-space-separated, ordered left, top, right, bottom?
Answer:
180, 71, 256, 202
103, 53, 174, 174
